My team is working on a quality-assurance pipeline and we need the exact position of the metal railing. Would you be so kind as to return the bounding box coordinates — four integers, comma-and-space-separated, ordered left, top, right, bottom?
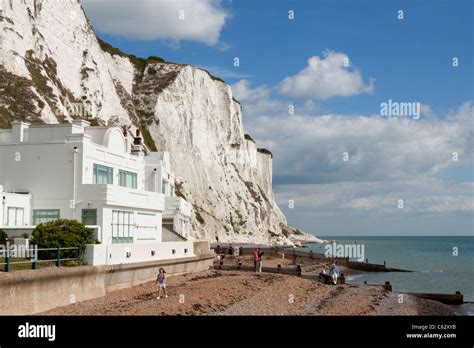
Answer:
0, 246, 81, 272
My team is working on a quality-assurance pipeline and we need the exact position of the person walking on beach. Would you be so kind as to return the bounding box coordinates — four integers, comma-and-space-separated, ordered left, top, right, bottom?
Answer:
258, 249, 264, 272
156, 268, 168, 299
253, 247, 260, 272
329, 263, 339, 285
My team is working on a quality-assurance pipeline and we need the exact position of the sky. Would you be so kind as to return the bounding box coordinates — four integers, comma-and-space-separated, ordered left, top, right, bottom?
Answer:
81, 0, 474, 236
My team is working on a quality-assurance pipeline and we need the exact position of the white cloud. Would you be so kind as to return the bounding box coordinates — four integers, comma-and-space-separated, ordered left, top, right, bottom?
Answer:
247, 102, 473, 185
231, 80, 289, 117
232, 79, 270, 102
81, 0, 230, 46
279, 50, 375, 100
275, 178, 474, 216
245, 101, 473, 219
200, 67, 253, 80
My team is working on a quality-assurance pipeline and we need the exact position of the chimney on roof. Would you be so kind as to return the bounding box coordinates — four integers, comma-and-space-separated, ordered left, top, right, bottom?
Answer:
134, 129, 143, 146
131, 128, 143, 156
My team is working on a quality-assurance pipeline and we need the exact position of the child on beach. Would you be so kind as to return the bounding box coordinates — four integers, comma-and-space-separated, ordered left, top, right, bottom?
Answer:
156, 268, 168, 299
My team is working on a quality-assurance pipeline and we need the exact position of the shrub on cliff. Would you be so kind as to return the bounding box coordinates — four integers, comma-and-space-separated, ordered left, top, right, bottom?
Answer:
31, 219, 94, 259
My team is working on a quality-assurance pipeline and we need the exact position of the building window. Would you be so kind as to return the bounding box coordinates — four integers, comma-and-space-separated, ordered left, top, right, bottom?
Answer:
7, 207, 24, 227
162, 179, 167, 195
81, 209, 97, 225
33, 209, 60, 225
111, 210, 134, 244
119, 170, 137, 189
170, 184, 175, 197
93, 164, 113, 185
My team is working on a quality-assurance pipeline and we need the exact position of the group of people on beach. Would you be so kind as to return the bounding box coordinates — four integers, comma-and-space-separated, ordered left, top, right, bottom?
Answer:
319, 263, 340, 285
215, 244, 264, 272
154, 245, 340, 299
215, 244, 237, 256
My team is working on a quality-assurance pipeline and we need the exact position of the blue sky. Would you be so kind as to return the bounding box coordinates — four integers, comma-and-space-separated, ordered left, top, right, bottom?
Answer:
88, 0, 473, 116
82, 0, 473, 236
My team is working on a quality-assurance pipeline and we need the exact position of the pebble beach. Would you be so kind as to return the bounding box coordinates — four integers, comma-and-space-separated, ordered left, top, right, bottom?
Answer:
42, 256, 454, 316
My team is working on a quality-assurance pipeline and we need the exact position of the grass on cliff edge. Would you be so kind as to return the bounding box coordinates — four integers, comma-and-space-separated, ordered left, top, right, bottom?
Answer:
98, 38, 166, 66
97, 37, 228, 85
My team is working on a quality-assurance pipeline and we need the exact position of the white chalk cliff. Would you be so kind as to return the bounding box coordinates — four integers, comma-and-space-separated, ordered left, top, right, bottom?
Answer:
0, 0, 305, 244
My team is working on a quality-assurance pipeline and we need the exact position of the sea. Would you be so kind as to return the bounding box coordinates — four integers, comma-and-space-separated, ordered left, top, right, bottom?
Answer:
299, 236, 474, 315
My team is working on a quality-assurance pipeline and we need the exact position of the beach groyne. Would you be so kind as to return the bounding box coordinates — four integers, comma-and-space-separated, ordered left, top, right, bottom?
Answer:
216, 245, 413, 273
275, 248, 413, 272
405, 291, 464, 305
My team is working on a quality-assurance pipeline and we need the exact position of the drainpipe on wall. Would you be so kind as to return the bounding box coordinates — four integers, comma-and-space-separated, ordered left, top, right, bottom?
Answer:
153, 168, 157, 192
1, 195, 5, 227
72, 146, 78, 220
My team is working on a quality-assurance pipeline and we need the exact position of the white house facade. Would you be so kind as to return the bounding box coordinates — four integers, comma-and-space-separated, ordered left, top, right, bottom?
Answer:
0, 121, 194, 265
144, 152, 193, 240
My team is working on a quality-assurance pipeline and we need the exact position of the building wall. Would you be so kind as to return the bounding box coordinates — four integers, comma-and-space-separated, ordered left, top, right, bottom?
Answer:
99, 206, 163, 245
162, 226, 186, 242
0, 141, 78, 206
0, 190, 31, 228
81, 132, 146, 190
144, 152, 176, 196
85, 240, 193, 266
0, 124, 166, 248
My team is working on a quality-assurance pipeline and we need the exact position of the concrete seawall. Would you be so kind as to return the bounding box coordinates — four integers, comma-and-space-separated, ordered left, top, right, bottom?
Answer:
0, 252, 215, 315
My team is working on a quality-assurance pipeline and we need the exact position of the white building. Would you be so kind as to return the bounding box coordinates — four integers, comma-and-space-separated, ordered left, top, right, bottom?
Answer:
144, 152, 193, 240
0, 121, 194, 265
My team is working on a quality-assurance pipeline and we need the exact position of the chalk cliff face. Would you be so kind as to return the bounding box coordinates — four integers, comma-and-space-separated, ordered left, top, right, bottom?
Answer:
0, 0, 295, 244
